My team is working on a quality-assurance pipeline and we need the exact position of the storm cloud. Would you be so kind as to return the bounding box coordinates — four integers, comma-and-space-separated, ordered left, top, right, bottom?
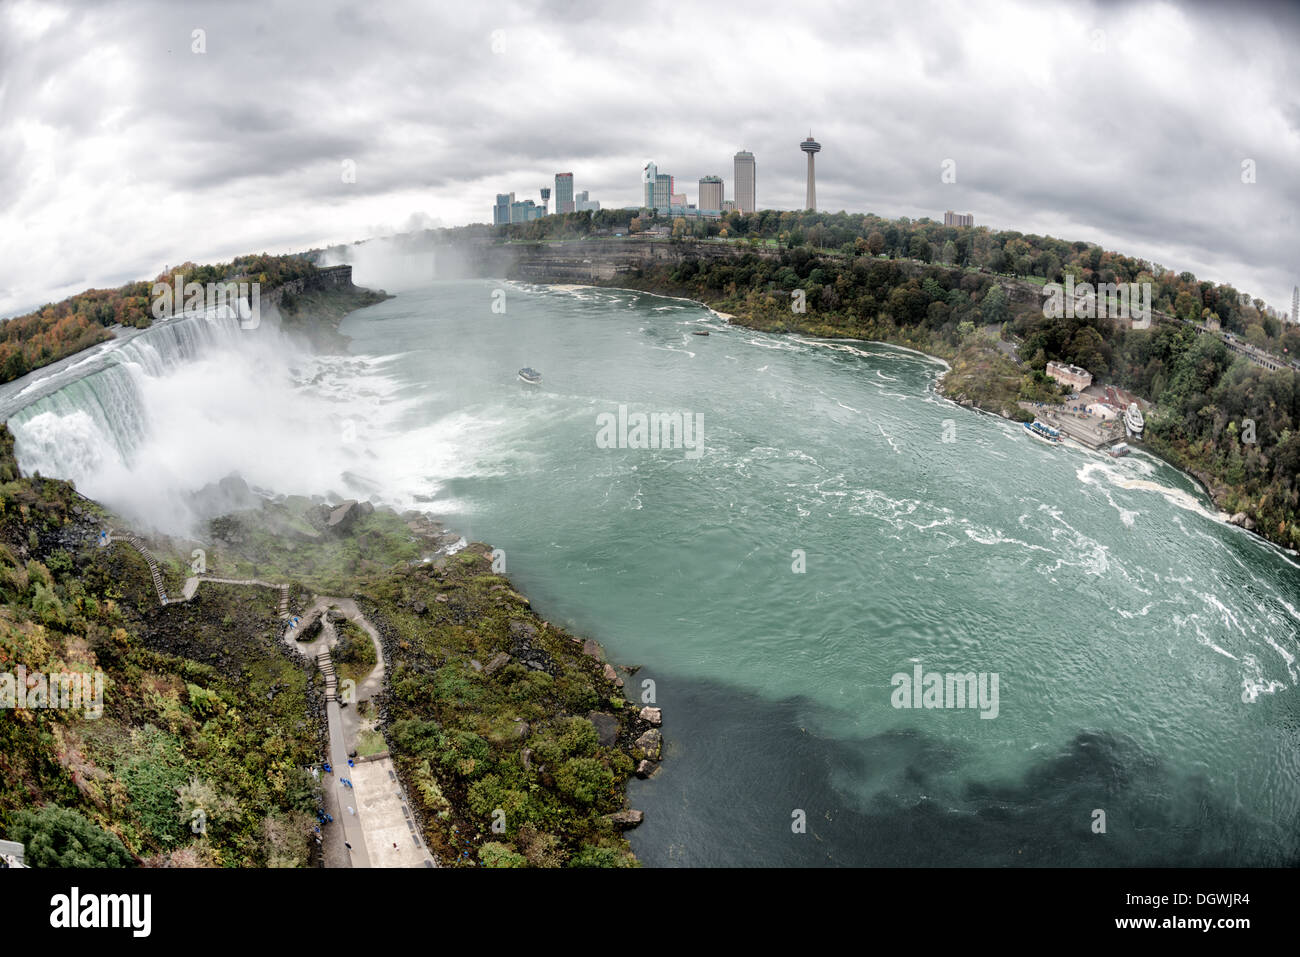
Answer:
1, 0, 1296, 317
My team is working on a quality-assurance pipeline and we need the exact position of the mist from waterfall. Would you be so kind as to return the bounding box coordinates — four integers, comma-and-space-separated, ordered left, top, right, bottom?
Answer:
5, 310, 416, 536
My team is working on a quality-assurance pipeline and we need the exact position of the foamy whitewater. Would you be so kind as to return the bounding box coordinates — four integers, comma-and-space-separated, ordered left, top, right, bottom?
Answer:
3, 267, 1297, 866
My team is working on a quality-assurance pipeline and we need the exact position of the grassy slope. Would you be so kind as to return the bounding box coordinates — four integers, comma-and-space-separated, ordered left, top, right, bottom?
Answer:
0, 427, 324, 867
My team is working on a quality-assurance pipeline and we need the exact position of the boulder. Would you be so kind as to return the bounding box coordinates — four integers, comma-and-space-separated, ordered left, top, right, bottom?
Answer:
434, 594, 449, 603
297, 610, 323, 642
326, 500, 360, 532
483, 652, 511, 676
639, 706, 662, 726
470, 659, 483, 673
635, 760, 656, 779
1228, 512, 1257, 531
326, 610, 347, 624
411, 600, 428, 615
582, 639, 605, 661
605, 809, 643, 829
634, 729, 662, 761
637, 728, 665, 759
586, 711, 619, 748
602, 663, 624, 688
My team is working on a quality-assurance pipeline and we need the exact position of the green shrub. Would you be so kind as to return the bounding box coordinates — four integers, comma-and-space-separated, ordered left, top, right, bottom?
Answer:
8, 806, 133, 868
478, 842, 527, 868
568, 844, 636, 868
554, 757, 614, 805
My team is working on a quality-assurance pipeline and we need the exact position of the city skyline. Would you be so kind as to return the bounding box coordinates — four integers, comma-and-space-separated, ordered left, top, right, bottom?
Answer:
1, 0, 1297, 318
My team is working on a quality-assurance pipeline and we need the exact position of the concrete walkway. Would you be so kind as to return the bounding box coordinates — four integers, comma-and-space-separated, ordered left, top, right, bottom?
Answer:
284, 596, 435, 868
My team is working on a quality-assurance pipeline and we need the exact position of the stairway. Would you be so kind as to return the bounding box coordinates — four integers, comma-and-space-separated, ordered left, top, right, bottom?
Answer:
278, 585, 290, 619
115, 533, 170, 605
317, 649, 338, 703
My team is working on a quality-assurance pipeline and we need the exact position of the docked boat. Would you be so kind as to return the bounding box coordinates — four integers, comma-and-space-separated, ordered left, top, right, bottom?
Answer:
517, 367, 542, 385
692, 330, 710, 336
1107, 442, 1130, 458
1124, 402, 1144, 438
1024, 419, 1062, 444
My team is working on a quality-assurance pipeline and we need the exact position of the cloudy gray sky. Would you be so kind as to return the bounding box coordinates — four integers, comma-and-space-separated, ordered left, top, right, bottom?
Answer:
1, 0, 1297, 318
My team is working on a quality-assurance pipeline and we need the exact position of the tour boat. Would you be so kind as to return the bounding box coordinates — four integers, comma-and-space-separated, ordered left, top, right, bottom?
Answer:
1107, 442, 1130, 458
1024, 419, 1062, 444
517, 367, 542, 385
1124, 402, 1144, 438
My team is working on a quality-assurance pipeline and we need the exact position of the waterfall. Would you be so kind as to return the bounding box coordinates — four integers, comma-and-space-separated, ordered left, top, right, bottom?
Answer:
8, 313, 247, 469
0, 311, 327, 533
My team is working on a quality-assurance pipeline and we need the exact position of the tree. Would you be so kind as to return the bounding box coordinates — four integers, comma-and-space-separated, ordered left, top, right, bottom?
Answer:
866, 230, 885, 256
980, 285, 1009, 324
9, 806, 133, 868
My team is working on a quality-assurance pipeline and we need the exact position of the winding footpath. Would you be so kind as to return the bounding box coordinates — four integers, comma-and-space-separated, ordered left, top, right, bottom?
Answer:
101, 532, 434, 868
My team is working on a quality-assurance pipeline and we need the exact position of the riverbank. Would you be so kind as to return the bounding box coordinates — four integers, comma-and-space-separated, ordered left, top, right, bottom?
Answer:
0, 432, 656, 867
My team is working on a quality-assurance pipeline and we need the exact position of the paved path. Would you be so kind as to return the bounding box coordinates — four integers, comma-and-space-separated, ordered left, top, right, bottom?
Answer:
352, 757, 436, 867
100, 530, 432, 867
283, 595, 434, 868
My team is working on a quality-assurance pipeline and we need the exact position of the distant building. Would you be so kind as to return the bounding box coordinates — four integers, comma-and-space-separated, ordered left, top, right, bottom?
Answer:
944, 211, 975, 227
510, 199, 544, 223
698, 175, 724, 213
493, 192, 514, 226
1046, 361, 1092, 392
555, 173, 575, 214
539, 186, 551, 214
575, 190, 601, 212
670, 192, 687, 208
643, 162, 673, 214
800, 134, 820, 210
1292, 286, 1298, 324
668, 205, 720, 220
733, 150, 756, 213
721, 199, 738, 213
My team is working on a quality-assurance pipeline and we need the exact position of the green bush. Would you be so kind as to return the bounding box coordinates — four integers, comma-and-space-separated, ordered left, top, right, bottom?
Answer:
568, 844, 635, 868
8, 806, 133, 868
478, 842, 527, 868
555, 758, 614, 805
532, 717, 598, 768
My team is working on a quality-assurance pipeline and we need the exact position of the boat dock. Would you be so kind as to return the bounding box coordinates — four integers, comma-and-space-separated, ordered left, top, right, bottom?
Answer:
1018, 400, 1125, 450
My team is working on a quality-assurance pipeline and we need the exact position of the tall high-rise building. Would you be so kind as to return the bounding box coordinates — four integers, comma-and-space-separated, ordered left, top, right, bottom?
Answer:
493, 192, 514, 226
800, 135, 820, 211
1293, 286, 1298, 324
555, 173, 575, 214
733, 150, 755, 213
643, 162, 673, 212
575, 190, 601, 212
943, 211, 975, 227
698, 175, 724, 212
540, 186, 551, 215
